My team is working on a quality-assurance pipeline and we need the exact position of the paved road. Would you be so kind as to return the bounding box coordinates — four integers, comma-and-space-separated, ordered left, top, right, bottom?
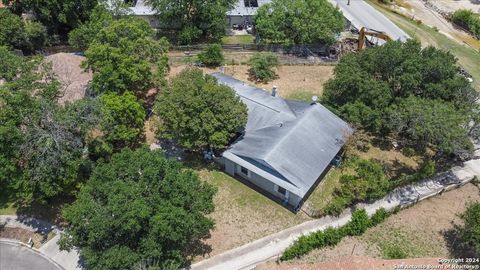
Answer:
191, 159, 480, 270
329, 0, 409, 42
0, 241, 62, 270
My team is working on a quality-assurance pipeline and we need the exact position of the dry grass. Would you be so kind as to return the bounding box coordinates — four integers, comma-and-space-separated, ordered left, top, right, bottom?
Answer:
259, 183, 480, 269
167, 64, 334, 101
195, 168, 311, 260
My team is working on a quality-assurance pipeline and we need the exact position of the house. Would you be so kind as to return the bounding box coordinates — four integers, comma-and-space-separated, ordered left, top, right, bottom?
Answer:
124, 0, 271, 30
226, 0, 271, 29
211, 73, 353, 210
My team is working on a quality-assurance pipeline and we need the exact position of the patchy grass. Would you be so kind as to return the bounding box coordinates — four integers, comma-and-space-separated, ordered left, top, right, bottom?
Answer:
221, 35, 255, 44
261, 183, 480, 268
367, 0, 480, 90
286, 91, 319, 102
304, 168, 342, 213
194, 166, 311, 258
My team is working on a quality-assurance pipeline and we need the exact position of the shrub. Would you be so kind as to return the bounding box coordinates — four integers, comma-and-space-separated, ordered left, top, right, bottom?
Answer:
370, 208, 390, 226
24, 21, 47, 52
382, 243, 408, 259
459, 202, 480, 256
451, 9, 480, 38
325, 196, 350, 216
345, 209, 370, 236
178, 26, 202, 45
247, 52, 279, 83
197, 44, 224, 67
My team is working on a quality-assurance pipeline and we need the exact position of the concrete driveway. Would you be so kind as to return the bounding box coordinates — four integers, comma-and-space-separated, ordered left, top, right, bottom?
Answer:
0, 241, 62, 270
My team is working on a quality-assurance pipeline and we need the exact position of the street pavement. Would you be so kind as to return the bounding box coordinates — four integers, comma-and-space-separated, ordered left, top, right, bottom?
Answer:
0, 241, 62, 270
329, 0, 410, 42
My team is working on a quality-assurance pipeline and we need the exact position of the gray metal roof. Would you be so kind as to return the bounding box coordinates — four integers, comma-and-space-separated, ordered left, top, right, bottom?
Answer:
211, 73, 353, 198
227, 0, 272, 16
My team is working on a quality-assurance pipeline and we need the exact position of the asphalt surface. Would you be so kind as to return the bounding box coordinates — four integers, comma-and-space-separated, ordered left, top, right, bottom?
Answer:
329, 0, 409, 42
0, 242, 62, 270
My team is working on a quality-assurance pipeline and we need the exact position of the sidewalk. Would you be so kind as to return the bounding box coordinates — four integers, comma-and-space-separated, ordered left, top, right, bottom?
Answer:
0, 215, 82, 270
191, 159, 480, 270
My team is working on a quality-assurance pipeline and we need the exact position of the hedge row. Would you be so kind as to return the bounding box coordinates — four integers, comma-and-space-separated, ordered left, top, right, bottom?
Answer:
280, 208, 393, 261
450, 9, 480, 39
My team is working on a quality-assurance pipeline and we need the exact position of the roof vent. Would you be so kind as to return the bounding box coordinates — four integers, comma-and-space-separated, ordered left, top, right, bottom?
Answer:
271, 85, 278, 97
311, 95, 318, 105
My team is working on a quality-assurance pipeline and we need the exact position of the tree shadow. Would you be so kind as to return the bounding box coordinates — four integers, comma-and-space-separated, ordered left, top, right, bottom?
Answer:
14, 195, 76, 229
443, 225, 478, 261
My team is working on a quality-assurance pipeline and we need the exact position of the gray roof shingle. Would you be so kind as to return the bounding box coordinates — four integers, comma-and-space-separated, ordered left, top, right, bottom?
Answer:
211, 73, 353, 198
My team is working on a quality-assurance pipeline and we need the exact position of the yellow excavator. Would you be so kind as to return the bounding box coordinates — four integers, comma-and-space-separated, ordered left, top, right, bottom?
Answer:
357, 27, 392, 50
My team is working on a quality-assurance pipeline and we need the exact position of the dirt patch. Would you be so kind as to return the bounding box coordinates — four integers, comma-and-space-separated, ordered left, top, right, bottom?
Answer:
257, 256, 442, 270
0, 227, 49, 248
258, 183, 480, 268
45, 53, 91, 104
168, 65, 334, 101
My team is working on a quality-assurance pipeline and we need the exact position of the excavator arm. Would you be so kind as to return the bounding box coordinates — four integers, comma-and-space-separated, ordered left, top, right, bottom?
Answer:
358, 27, 392, 50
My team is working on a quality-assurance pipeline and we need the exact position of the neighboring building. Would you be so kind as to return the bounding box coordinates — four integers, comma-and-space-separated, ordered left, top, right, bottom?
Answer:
226, 0, 271, 29
126, 0, 272, 30
211, 73, 352, 210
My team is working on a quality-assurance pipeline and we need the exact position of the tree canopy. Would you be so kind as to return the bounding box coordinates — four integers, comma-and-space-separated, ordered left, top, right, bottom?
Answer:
254, 0, 345, 45
322, 40, 478, 156
82, 17, 170, 95
100, 92, 146, 148
0, 8, 47, 53
2, 0, 98, 37
60, 147, 216, 270
145, 0, 236, 44
247, 52, 280, 83
155, 68, 247, 150
0, 47, 101, 202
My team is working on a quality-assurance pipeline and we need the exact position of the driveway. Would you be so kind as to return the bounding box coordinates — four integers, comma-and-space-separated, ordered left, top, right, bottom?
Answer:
0, 241, 63, 270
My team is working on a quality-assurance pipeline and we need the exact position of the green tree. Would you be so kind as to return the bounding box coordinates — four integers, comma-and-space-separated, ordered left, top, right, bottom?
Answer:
0, 8, 47, 53
388, 96, 471, 155
323, 40, 477, 157
247, 52, 280, 83
197, 44, 224, 67
82, 17, 170, 94
60, 147, 216, 270
3, 0, 98, 37
144, 0, 236, 44
155, 68, 247, 150
101, 92, 146, 148
68, 5, 114, 50
458, 202, 480, 256
254, 0, 345, 45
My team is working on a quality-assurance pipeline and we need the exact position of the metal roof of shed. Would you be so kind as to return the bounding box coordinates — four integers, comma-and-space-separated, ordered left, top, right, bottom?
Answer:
227, 0, 272, 16
211, 72, 352, 198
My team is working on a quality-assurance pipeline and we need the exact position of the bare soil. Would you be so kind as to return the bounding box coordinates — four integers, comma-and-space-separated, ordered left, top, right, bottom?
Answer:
257, 183, 480, 269
167, 65, 334, 101
45, 53, 91, 104
0, 227, 48, 248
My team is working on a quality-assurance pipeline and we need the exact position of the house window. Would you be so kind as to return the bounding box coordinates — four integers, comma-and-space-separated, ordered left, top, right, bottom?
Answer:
240, 166, 249, 176
277, 186, 287, 196
244, 0, 258, 7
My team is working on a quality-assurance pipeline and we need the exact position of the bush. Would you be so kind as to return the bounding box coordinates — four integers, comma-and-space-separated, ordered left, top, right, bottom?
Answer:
178, 26, 202, 45
197, 44, 224, 67
247, 52, 279, 83
325, 196, 350, 216
459, 202, 480, 256
370, 208, 390, 226
281, 208, 394, 261
345, 209, 370, 236
382, 243, 408, 259
24, 21, 47, 52
451, 9, 480, 38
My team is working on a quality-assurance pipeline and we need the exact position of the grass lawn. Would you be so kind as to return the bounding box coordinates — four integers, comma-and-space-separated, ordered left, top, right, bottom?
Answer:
221, 35, 255, 44
304, 168, 342, 214
192, 163, 310, 258
367, 0, 480, 90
